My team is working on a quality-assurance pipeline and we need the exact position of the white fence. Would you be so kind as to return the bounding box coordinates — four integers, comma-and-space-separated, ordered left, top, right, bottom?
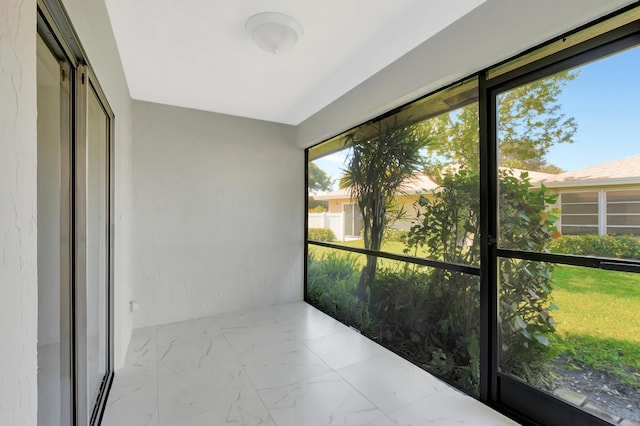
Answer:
308, 213, 345, 241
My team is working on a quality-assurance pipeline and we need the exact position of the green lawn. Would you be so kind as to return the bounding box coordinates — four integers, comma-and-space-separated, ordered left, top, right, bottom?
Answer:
551, 265, 640, 386
308, 239, 429, 269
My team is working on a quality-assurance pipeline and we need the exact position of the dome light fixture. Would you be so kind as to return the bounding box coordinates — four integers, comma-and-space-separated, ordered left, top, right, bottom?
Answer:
246, 12, 303, 54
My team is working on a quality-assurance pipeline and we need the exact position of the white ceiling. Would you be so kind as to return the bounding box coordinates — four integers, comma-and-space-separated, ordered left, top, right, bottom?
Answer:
105, 0, 636, 127
104, 0, 486, 125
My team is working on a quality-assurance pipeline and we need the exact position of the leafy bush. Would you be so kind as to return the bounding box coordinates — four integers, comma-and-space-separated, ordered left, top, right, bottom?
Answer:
308, 196, 328, 211
369, 266, 480, 393
548, 234, 640, 260
308, 228, 336, 242
404, 168, 559, 390
306, 251, 369, 328
496, 171, 560, 389
308, 205, 328, 213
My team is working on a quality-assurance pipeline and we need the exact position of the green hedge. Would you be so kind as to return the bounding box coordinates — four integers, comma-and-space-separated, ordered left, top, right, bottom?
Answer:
308, 228, 336, 242
548, 234, 640, 260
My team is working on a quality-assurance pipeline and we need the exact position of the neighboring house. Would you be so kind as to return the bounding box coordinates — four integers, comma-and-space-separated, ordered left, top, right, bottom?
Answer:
310, 173, 438, 240
310, 155, 640, 240
536, 154, 640, 236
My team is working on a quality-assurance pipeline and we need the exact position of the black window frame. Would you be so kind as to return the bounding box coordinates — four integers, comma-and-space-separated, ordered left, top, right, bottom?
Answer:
306, 5, 640, 425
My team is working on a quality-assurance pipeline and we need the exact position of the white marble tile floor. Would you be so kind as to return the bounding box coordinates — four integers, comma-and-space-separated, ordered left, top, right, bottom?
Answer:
102, 302, 519, 426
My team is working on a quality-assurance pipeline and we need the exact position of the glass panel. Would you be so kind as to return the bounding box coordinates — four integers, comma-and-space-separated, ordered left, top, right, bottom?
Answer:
562, 192, 598, 204
497, 39, 640, 424
308, 79, 479, 266
499, 260, 640, 423
307, 246, 480, 394
86, 85, 108, 412
562, 203, 599, 214
561, 225, 599, 235
607, 190, 640, 203
37, 34, 64, 426
607, 203, 640, 214
607, 215, 640, 226
607, 226, 640, 235
562, 215, 599, 225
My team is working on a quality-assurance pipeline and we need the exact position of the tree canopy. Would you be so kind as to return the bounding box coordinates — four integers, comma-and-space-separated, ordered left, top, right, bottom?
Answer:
308, 162, 333, 193
422, 71, 578, 173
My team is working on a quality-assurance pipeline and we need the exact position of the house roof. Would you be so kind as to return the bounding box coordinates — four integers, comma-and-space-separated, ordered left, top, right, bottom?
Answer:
312, 155, 640, 200
312, 172, 440, 201
536, 154, 640, 188
506, 168, 556, 183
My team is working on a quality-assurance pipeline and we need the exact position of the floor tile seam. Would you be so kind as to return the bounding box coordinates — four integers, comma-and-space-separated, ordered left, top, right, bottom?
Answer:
329, 365, 395, 417
157, 384, 273, 426
233, 345, 282, 426
223, 317, 343, 377
332, 357, 441, 417
300, 333, 389, 371
214, 308, 281, 332
251, 367, 386, 426
339, 351, 452, 393
152, 325, 161, 426
381, 386, 466, 422
287, 321, 355, 343
218, 319, 251, 360
246, 360, 339, 394
110, 375, 159, 391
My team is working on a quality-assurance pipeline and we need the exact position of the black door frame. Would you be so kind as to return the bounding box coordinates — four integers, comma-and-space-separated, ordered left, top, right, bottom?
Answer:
480, 20, 640, 426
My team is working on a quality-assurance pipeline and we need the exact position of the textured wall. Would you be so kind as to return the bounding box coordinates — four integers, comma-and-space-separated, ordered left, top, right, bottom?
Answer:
0, 0, 38, 424
132, 101, 304, 328
62, 0, 135, 368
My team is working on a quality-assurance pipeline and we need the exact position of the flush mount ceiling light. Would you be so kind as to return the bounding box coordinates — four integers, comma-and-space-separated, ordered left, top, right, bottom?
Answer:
246, 12, 303, 54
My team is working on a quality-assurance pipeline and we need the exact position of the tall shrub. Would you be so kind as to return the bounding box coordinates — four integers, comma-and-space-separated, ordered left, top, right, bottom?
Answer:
405, 168, 560, 388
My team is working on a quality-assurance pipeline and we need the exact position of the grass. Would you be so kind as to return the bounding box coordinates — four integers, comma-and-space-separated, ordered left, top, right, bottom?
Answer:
552, 265, 640, 387
308, 239, 429, 269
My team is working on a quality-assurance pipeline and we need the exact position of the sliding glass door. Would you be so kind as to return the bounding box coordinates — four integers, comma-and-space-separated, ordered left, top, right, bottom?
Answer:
37, 32, 73, 426
77, 71, 114, 424
37, 1, 115, 424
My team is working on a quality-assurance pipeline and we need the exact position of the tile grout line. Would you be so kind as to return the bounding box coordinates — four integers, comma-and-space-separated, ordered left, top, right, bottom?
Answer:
153, 325, 160, 426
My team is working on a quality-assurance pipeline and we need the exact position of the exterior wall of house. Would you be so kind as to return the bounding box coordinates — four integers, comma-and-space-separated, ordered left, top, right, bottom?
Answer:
319, 193, 426, 231
0, 1, 38, 424
393, 194, 423, 230
62, 0, 136, 368
131, 101, 303, 328
327, 198, 350, 213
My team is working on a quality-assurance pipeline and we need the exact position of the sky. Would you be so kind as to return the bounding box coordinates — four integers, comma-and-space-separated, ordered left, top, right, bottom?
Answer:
547, 43, 640, 170
313, 44, 640, 189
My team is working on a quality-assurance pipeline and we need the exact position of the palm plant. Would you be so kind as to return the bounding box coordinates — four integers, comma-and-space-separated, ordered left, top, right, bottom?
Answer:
342, 118, 430, 298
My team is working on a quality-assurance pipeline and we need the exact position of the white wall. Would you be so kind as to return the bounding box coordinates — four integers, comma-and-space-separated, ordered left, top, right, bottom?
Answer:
297, 0, 635, 148
0, 0, 38, 424
62, 0, 135, 367
132, 101, 303, 327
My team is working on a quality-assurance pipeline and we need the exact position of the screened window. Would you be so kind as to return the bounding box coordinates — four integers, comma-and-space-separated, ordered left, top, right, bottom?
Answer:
607, 189, 640, 234
560, 191, 599, 235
